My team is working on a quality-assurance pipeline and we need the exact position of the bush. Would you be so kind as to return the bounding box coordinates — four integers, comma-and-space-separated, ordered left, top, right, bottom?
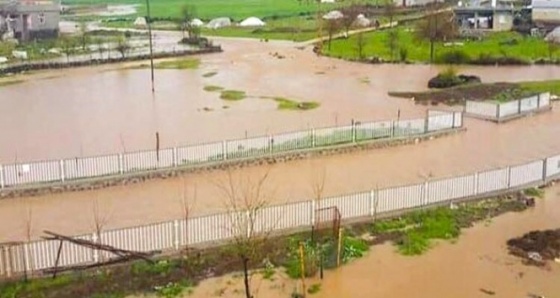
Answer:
399, 47, 409, 62
437, 50, 471, 64
471, 53, 529, 65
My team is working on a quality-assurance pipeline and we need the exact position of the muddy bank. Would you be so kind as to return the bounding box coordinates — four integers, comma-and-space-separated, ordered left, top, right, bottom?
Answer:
389, 82, 528, 105
507, 229, 560, 266
0, 47, 222, 76
0, 129, 462, 199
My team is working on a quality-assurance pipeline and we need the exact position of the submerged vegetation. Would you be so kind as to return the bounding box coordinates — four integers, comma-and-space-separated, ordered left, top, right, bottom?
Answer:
220, 90, 247, 101
203, 85, 224, 92
273, 97, 320, 111
154, 58, 201, 69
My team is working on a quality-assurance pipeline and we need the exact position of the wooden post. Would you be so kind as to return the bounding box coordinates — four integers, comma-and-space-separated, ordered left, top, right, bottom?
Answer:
155, 132, 160, 163
337, 228, 343, 267
543, 158, 548, 182
52, 239, 64, 279
299, 242, 306, 296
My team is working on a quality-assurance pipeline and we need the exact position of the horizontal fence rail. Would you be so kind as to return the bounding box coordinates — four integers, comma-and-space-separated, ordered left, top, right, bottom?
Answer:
0, 111, 463, 190
465, 92, 551, 122
1, 150, 560, 278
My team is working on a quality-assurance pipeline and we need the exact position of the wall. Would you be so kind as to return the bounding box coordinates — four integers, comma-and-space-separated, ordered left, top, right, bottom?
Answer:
465, 92, 551, 122
493, 11, 513, 31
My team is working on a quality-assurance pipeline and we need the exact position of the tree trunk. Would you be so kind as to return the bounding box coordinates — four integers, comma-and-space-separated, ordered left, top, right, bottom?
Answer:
242, 255, 252, 298
430, 40, 434, 63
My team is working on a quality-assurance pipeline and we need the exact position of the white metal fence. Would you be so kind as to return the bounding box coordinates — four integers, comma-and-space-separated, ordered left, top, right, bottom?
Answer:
0, 111, 463, 190
1, 151, 559, 278
465, 92, 551, 121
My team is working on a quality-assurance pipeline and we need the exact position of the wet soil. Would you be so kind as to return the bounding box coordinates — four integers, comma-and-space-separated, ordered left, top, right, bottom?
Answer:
507, 229, 560, 266
389, 82, 524, 105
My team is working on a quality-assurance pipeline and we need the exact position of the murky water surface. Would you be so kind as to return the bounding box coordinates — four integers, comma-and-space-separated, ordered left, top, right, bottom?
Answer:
0, 37, 560, 242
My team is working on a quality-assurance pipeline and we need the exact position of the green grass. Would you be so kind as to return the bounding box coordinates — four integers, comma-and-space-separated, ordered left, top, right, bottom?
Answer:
519, 80, 560, 96
324, 29, 559, 63
0, 80, 24, 87
203, 85, 224, 92
154, 58, 200, 69
220, 90, 246, 101
396, 208, 460, 255
62, 0, 360, 20
202, 71, 218, 78
523, 187, 545, 198
273, 97, 320, 111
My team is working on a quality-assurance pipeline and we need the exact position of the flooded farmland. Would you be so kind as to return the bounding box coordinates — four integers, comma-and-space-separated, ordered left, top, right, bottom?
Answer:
0, 37, 560, 244
163, 185, 560, 298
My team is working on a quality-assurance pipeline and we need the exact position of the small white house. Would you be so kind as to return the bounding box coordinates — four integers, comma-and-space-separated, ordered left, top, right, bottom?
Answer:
239, 17, 266, 27
206, 17, 232, 29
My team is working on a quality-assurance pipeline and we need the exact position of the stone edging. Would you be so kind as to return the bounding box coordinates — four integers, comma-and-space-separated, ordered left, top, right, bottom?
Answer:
0, 128, 465, 199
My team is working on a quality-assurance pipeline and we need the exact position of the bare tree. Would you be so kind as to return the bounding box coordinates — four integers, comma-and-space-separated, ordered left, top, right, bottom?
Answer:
58, 36, 76, 63
415, 10, 457, 63
179, 4, 200, 40
22, 203, 34, 274
547, 40, 559, 60
179, 177, 197, 255
325, 18, 342, 50
78, 21, 90, 52
92, 197, 111, 262
214, 169, 279, 298
384, 0, 399, 60
94, 38, 106, 60
355, 32, 367, 59
386, 28, 399, 61
115, 36, 131, 59
341, 4, 360, 37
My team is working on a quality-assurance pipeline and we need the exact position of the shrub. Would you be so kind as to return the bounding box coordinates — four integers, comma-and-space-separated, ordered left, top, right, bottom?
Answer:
437, 50, 471, 64
399, 47, 409, 62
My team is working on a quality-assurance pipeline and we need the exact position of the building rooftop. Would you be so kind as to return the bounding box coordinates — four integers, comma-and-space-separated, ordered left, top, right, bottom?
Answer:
531, 0, 560, 8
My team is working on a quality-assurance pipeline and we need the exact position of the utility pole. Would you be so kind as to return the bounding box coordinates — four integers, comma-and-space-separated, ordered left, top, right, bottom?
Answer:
145, 0, 156, 93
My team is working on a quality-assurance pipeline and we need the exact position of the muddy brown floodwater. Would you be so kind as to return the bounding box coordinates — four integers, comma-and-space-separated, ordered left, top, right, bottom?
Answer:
0, 36, 560, 243
150, 185, 560, 298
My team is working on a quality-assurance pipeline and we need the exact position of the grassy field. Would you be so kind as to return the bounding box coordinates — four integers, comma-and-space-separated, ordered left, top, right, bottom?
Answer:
324, 29, 560, 63
63, 0, 376, 20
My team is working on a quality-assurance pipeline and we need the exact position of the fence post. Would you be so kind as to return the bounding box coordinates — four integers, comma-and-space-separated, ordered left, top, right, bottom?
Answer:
172, 147, 178, 167
473, 172, 479, 196
351, 120, 356, 143
24, 242, 31, 274
390, 120, 395, 138
118, 154, 124, 175
496, 104, 500, 119
507, 166, 512, 188
3, 246, 11, 277
0, 164, 4, 189
91, 233, 99, 263
369, 190, 376, 217
269, 135, 274, 154
310, 200, 316, 226
537, 93, 541, 108
59, 160, 65, 182
451, 112, 456, 129
246, 211, 251, 238
222, 141, 227, 160
542, 158, 548, 182
173, 220, 180, 250
423, 180, 430, 206
311, 128, 316, 148
518, 99, 522, 115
